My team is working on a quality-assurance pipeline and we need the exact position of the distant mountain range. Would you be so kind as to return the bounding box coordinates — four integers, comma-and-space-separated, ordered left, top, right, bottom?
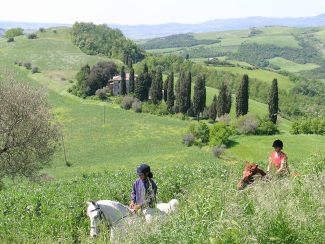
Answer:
1, 14, 325, 39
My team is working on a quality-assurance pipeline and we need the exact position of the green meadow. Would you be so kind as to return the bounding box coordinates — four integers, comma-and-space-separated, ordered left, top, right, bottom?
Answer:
0, 26, 324, 243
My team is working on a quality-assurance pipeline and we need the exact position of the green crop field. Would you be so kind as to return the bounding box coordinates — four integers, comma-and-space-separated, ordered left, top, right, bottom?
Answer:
0, 26, 324, 243
269, 57, 320, 73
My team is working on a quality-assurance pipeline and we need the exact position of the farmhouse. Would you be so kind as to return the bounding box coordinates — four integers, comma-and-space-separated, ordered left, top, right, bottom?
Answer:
108, 73, 137, 95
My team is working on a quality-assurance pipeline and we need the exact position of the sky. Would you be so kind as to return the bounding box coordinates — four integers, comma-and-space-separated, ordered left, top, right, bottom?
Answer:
1, 0, 325, 25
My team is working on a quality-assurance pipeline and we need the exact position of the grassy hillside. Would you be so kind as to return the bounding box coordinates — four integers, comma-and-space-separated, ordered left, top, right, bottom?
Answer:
1, 26, 324, 176
0, 26, 324, 243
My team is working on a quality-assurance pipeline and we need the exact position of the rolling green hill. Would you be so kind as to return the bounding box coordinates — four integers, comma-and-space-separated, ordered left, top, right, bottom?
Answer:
1, 24, 325, 244
1, 26, 324, 178
140, 26, 325, 79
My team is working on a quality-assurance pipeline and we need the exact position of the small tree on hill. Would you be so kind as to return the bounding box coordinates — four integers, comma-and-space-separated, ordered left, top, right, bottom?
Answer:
150, 68, 163, 104
129, 67, 135, 94
268, 78, 279, 124
175, 71, 192, 114
134, 64, 150, 101
217, 82, 232, 117
236, 74, 249, 117
166, 72, 175, 112
193, 74, 206, 120
209, 95, 218, 122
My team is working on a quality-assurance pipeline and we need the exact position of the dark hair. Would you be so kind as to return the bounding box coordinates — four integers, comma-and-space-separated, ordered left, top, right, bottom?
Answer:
136, 163, 153, 178
272, 139, 283, 149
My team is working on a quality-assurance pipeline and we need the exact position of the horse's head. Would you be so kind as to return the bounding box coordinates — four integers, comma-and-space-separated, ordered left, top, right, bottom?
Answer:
237, 161, 267, 190
86, 201, 102, 237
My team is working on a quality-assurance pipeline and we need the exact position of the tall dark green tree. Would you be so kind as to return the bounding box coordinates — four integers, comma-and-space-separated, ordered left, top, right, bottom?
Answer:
134, 64, 150, 101
128, 67, 135, 93
209, 95, 218, 121
193, 74, 206, 120
236, 74, 249, 117
268, 78, 279, 124
175, 71, 191, 114
150, 68, 163, 104
217, 82, 232, 117
120, 66, 126, 95
163, 76, 169, 102
166, 72, 175, 112
186, 72, 192, 113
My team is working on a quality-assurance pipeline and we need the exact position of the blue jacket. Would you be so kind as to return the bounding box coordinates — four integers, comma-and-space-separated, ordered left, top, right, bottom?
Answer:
131, 178, 157, 208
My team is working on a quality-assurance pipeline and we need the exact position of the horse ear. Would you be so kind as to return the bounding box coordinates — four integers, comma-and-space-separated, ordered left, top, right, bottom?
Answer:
86, 201, 96, 206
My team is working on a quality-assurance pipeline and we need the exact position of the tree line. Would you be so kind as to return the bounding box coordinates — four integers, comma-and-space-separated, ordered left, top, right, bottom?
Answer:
70, 22, 144, 67
139, 33, 220, 50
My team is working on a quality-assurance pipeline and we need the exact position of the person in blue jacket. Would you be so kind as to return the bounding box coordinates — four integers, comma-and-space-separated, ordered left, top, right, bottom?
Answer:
129, 163, 157, 212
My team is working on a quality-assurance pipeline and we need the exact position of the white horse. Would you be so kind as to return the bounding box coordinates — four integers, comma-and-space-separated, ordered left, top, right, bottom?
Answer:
86, 199, 179, 241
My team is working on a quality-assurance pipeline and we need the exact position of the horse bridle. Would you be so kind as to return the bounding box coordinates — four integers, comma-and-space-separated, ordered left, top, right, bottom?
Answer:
90, 201, 132, 227
90, 201, 106, 229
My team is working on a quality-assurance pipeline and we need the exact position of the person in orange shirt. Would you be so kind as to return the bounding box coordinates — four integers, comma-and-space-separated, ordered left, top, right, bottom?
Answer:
267, 139, 290, 176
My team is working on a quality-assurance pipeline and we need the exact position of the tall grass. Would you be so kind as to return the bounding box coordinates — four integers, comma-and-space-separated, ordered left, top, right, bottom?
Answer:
1, 156, 324, 243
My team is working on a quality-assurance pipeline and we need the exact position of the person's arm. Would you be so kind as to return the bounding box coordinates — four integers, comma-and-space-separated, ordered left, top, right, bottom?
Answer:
129, 181, 137, 209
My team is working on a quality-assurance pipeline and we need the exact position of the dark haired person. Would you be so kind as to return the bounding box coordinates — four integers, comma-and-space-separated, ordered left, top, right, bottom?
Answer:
267, 139, 290, 175
129, 163, 157, 220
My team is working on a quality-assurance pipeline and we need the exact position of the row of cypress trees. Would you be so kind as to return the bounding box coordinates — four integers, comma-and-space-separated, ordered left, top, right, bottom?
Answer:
119, 63, 279, 124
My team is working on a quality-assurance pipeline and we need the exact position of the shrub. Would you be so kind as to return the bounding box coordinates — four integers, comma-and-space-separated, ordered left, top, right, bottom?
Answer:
196, 121, 210, 144
235, 114, 260, 134
290, 118, 325, 135
132, 99, 142, 113
183, 133, 195, 147
142, 102, 168, 116
27, 33, 37, 39
209, 122, 234, 146
39, 28, 45, 32
7, 37, 14, 42
121, 96, 135, 110
256, 118, 279, 135
95, 87, 109, 100
187, 121, 210, 146
23, 62, 32, 70
218, 114, 231, 124
212, 144, 226, 157
31, 66, 39, 74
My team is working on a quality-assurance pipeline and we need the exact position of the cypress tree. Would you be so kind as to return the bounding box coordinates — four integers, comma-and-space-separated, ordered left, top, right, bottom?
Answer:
209, 95, 218, 121
120, 66, 126, 95
176, 71, 191, 114
193, 74, 206, 120
166, 72, 175, 112
134, 77, 146, 101
268, 78, 279, 124
186, 72, 192, 113
236, 74, 249, 117
150, 69, 163, 104
217, 82, 232, 117
129, 67, 135, 94
143, 64, 151, 100
163, 75, 169, 102
134, 64, 150, 101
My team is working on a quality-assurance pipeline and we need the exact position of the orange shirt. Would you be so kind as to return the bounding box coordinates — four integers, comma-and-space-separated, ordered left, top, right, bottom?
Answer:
270, 151, 287, 169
